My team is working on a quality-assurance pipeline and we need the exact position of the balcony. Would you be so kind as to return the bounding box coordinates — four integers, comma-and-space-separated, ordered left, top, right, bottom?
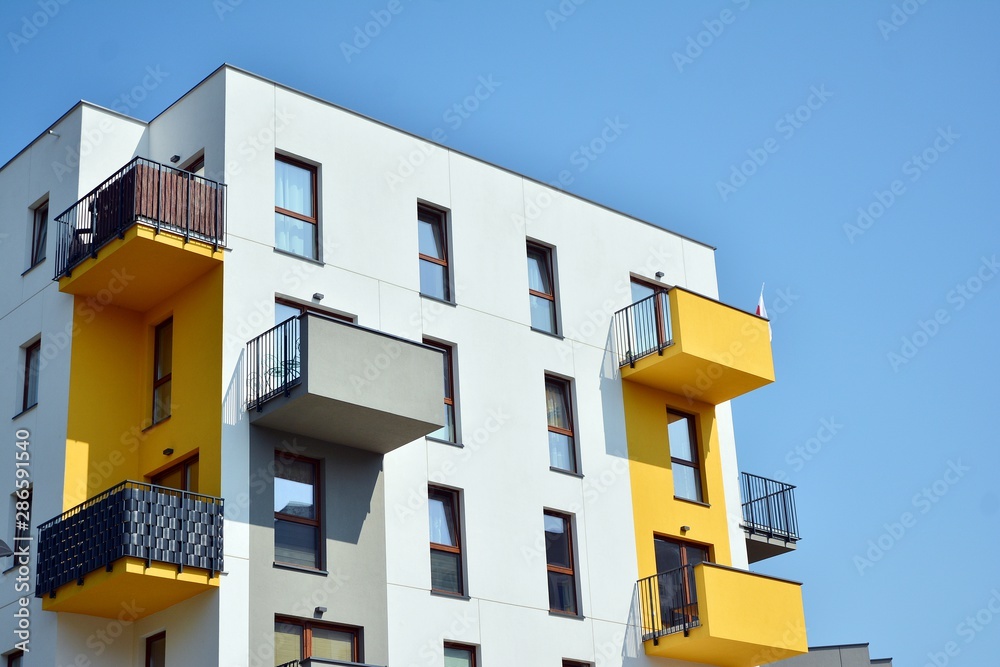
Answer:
246, 314, 445, 454
54, 157, 226, 311
636, 563, 807, 667
612, 287, 774, 404
35, 481, 223, 618
741, 472, 800, 562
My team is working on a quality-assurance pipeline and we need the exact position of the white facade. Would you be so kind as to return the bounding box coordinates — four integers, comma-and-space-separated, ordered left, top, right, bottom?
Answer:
0, 65, 760, 667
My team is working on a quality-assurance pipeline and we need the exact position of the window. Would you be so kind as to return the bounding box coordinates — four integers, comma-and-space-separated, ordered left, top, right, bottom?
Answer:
183, 154, 205, 176
563, 661, 591, 667
274, 618, 359, 664
152, 456, 199, 492
667, 410, 702, 502
443, 642, 476, 667
275, 298, 354, 326
544, 511, 578, 615
145, 632, 165, 667
527, 242, 558, 334
7, 651, 23, 667
152, 318, 173, 424
274, 453, 321, 569
545, 376, 576, 473
275, 155, 318, 259
424, 340, 456, 442
418, 204, 450, 301
29, 199, 48, 268
653, 537, 709, 629
21, 340, 40, 413
428, 486, 463, 595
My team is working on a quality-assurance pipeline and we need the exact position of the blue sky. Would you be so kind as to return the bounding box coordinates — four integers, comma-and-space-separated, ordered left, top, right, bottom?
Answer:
3, 1, 998, 664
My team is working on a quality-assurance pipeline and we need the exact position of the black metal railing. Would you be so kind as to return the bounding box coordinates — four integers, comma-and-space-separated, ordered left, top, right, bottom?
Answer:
637, 564, 699, 643
246, 316, 302, 411
35, 481, 224, 598
613, 290, 673, 367
54, 157, 227, 279
740, 472, 800, 542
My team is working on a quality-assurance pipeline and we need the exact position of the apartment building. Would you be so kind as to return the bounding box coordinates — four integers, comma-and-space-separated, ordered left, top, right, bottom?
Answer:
0, 64, 806, 667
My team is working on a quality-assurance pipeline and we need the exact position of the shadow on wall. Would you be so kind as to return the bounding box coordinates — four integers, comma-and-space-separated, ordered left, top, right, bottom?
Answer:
599, 324, 630, 459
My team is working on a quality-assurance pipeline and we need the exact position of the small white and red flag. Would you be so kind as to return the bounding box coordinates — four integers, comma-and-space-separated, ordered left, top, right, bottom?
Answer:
756, 283, 772, 341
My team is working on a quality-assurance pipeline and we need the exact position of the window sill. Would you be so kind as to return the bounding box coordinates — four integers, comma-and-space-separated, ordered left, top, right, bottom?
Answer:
21, 260, 45, 277
11, 404, 37, 420
273, 561, 329, 576
673, 496, 711, 508
420, 294, 457, 308
142, 416, 171, 432
426, 436, 463, 449
273, 247, 324, 266
548, 610, 585, 620
530, 327, 564, 340
549, 466, 583, 479
430, 590, 470, 601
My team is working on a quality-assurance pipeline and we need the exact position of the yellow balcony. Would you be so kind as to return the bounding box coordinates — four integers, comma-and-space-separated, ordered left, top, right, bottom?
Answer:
613, 287, 774, 404
54, 157, 225, 312
36, 481, 222, 619
637, 563, 806, 667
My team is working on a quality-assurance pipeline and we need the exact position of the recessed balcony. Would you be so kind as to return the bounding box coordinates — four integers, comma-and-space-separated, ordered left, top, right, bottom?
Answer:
246, 314, 445, 454
54, 157, 226, 311
35, 481, 223, 618
636, 563, 807, 667
741, 472, 801, 562
612, 287, 774, 404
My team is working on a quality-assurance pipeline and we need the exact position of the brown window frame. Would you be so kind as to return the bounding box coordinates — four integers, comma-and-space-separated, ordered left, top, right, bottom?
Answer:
182, 154, 205, 176
443, 642, 476, 667
428, 485, 464, 596
418, 204, 451, 301
654, 536, 711, 628
275, 297, 354, 324
544, 510, 578, 615
29, 199, 48, 268
144, 631, 166, 667
630, 276, 670, 347
6, 651, 23, 667
563, 661, 591, 667
151, 454, 199, 492
274, 154, 319, 259
423, 339, 456, 443
527, 242, 558, 334
273, 452, 323, 570
666, 409, 704, 503
21, 340, 40, 413
152, 318, 173, 425
545, 375, 577, 473
275, 616, 360, 662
